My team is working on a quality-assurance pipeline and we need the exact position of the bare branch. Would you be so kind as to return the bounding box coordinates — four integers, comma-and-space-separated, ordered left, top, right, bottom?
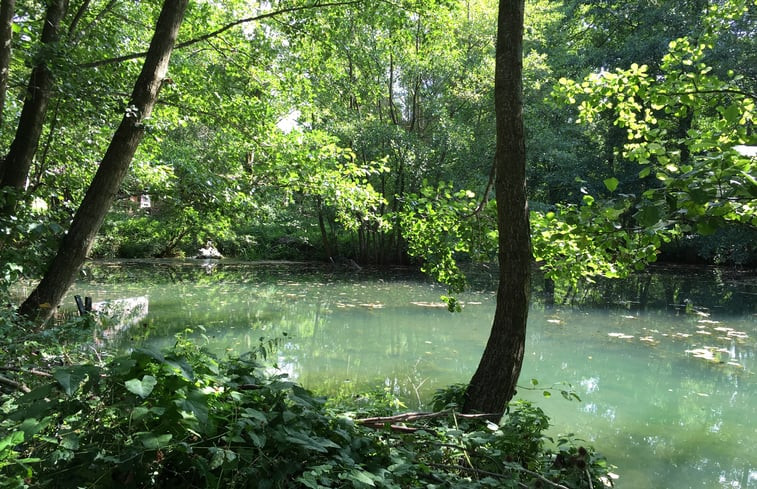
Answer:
356, 410, 502, 427
0, 373, 31, 393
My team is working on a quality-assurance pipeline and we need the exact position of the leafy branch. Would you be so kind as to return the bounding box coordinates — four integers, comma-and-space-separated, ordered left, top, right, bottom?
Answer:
78, 0, 364, 68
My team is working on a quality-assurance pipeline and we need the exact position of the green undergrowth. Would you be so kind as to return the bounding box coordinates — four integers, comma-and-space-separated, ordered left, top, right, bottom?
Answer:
0, 314, 614, 488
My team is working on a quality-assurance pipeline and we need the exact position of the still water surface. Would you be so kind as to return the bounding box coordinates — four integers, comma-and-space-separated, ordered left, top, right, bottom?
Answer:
70, 260, 756, 488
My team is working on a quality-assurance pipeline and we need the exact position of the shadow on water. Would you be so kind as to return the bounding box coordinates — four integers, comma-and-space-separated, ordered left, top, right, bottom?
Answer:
63, 259, 756, 489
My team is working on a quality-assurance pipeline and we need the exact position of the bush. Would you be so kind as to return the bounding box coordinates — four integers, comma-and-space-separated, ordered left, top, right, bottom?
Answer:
0, 328, 614, 488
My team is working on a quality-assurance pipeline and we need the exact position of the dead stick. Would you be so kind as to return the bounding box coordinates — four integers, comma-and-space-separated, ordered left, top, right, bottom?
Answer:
356, 410, 501, 425
0, 374, 31, 393
0, 366, 53, 377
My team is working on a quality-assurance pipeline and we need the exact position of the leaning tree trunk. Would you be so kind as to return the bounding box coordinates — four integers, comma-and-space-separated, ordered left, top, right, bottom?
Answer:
0, 0, 15, 136
462, 0, 531, 417
19, 0, 189, 322
0, 0, 67, 194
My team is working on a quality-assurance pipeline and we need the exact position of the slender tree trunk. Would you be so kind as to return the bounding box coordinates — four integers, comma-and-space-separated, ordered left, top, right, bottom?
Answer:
0, 0, 67, 195
463, 0, 530, 417
0, 0, 14, 137
316, 197, 335, 260
19, 0, 189, 322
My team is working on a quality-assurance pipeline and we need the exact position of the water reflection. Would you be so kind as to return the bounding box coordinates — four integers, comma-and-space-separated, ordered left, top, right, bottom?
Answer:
67, 260, 756, 489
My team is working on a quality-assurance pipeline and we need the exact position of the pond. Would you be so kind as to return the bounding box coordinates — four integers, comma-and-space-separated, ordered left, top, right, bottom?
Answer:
64, 260, 756, 488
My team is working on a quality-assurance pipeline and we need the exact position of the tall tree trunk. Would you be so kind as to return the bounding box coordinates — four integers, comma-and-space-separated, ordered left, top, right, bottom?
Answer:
0, 0, 67, 196
462, 0, 530, 417
19, 0, 189, 322
0, 0, 14, 136
316, 197, 335, 260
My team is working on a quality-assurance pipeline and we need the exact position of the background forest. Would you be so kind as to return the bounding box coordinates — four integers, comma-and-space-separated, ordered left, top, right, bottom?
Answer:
0, 1, 755, 487
1, 0, 754, 302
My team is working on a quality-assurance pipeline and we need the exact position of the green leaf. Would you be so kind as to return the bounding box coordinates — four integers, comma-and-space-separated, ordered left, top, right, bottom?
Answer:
285, 429, 340, 453
0, 431, 24, 452
125, 375, 157, 398
723, 104, 740, 124
603, 177, 619, 192
54, 365, 98, 397
345, 469, 376, 486
635, 206, 662, 227
138, 432, 172, 450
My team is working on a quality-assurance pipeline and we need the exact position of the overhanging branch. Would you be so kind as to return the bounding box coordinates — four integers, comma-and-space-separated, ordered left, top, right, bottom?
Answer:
78, 0, 363, 69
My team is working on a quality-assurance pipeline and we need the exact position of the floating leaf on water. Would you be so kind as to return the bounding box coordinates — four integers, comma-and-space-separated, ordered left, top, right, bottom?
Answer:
726, 330, 749, 339
410, 301, 447, 308
608, 332, 634, 339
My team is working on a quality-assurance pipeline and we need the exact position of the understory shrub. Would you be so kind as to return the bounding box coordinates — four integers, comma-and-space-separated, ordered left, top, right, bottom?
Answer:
0, 325, 614, 488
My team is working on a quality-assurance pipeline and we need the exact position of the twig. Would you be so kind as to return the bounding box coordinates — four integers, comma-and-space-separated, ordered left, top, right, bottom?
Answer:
0, 374, 31, 393
0, 366, 53, 377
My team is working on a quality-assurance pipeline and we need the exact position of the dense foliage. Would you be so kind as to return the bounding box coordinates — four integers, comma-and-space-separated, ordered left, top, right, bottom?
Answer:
0, 319, 613, 488
1, 0, 753, 303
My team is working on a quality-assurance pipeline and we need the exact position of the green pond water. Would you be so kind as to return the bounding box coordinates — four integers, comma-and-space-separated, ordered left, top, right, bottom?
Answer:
62, 260, 755, 488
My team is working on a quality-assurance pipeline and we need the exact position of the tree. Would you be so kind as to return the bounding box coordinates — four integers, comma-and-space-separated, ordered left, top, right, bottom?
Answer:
19, 0, 189, 321
0, 0, 67, 197
462, 0, 531, 416
0, 0, 14, 133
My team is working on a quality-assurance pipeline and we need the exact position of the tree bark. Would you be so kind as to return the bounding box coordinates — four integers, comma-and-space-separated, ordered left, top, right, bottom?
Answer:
19, 0, 189, 322
0, 0, 67, 194
0, 0, 15, 136
462, 0, 531, 417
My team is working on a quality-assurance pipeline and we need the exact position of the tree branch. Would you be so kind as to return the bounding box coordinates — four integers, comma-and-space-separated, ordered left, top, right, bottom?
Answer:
356, 410, 502, 428
662, 88, 757, 100
78, 0, 363, 69
0, 373, 31, 393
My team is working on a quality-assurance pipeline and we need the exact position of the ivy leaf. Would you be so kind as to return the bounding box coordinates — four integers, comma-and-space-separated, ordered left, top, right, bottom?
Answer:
125, 375, 157, 398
